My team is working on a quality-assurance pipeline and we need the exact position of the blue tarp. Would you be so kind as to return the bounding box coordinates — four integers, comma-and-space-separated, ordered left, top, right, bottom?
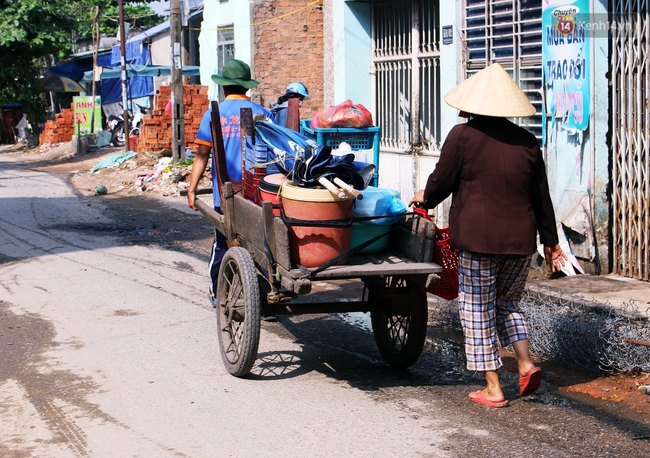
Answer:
82, 65, 200, 82
50, 55, 98, 82
47, 47, 153, 105
91, 152, 138, 173
99, 42, 153, 105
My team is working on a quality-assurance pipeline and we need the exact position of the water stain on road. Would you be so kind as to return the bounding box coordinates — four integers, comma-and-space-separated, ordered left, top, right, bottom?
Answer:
0, 301, 120, 457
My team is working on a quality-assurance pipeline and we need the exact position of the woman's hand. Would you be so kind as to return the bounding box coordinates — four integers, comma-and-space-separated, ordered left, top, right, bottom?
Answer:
544, 244, 568, 273
408, 189, 425, 208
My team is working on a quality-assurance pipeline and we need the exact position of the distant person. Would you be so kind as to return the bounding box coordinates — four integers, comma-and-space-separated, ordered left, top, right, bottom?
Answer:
187, 59, 274, 305
270, 82, 310, 128
409, 63, 567, 408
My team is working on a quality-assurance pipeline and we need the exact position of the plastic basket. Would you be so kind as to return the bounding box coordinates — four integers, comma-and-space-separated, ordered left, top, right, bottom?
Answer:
412, 207, 459, 300
299, 120, 379, 150
428, 227, 459, 300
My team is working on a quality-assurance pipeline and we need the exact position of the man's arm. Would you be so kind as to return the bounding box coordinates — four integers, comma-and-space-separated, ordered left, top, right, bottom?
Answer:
187, 144, 211, 211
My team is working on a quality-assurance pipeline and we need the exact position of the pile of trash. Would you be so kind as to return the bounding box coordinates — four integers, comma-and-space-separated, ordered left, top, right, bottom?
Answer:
86, 149, 208, 197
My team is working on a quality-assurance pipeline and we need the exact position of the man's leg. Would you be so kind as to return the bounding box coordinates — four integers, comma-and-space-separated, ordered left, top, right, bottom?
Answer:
208, 207, 227, 302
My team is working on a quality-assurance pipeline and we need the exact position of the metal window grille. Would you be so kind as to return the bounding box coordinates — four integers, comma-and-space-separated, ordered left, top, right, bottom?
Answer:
216, 25, 235, 102
610, 1, 650, 280
372, 0, 441, 153
463, 0, 542, 138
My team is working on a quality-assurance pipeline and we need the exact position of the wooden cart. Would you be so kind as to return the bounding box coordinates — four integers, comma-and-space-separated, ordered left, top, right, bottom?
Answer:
195, 102, 442, 377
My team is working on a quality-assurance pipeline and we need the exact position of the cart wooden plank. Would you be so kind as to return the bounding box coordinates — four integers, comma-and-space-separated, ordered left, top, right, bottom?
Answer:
309, 254, 442, 280
389, 216, 436, 263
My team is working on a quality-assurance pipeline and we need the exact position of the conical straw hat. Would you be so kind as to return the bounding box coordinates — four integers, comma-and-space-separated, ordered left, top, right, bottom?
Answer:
444, 62, 536, 117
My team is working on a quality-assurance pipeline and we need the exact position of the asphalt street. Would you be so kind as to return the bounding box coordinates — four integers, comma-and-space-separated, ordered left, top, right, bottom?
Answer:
1, 151, 649, 457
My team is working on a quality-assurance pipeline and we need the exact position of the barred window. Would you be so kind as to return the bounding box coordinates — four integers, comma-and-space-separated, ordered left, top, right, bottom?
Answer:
463, 0, 543, 138
217, 25, 235, 101
372, 0, 441, 153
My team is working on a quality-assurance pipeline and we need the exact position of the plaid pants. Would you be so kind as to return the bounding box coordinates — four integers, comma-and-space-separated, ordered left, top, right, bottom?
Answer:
458, 251, 533, 372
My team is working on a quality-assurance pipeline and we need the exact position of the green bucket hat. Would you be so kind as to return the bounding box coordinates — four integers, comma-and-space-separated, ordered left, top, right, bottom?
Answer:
211, 59, 260, 89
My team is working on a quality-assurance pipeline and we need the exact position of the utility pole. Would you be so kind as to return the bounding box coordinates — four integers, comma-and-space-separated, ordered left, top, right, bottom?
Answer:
118, 0, 129, 153
170, 0, 185, 162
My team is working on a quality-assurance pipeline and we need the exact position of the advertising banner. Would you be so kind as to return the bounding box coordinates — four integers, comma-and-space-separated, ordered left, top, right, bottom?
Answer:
73, 96, 102, 135
542, 0, 590, 132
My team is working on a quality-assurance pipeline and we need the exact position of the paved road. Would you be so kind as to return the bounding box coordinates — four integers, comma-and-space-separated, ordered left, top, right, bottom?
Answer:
1, 153, 649, 457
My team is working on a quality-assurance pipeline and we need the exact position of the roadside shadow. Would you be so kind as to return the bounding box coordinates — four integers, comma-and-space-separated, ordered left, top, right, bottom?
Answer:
247, 310, 477, 393
0, 144, 124, 172
0, 191, 214, 266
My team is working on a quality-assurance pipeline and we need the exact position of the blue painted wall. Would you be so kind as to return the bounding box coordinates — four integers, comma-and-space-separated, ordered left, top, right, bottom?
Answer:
332, 1, 372, 110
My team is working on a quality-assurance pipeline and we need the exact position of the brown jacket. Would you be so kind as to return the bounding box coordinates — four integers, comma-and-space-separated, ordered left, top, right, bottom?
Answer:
423, 116, 559, 255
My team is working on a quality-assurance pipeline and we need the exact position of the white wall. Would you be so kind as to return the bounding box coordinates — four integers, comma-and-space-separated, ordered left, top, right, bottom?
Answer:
199, 0, 253, 100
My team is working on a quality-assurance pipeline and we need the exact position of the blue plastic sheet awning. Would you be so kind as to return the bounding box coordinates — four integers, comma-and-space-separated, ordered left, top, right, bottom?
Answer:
83, 65, 201, 83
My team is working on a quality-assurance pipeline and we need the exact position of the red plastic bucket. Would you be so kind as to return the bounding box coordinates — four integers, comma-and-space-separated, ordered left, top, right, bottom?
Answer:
281, 182, 353, 268
243, 168, 265, 204
259, 173, 287, 216
129, 134, 139, 151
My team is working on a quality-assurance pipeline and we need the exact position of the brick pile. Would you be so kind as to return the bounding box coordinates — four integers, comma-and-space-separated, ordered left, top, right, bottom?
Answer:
134, 84, 209, 153
39, 107, 74, 146
252, 0, 325, 121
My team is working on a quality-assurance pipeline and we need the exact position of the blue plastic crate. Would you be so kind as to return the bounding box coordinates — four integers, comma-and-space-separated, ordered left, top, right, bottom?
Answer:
299, 120, 380, 187
299, 120, 380, 150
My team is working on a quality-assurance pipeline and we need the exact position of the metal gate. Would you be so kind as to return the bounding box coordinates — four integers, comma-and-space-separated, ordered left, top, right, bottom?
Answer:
371, 0, 441, 153
611, 2, 650, 280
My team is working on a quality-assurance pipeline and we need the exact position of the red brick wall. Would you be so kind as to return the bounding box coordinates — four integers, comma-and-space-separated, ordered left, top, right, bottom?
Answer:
39, 107, 74, 146
135, 84, 209, 152
251, 0, 324, 123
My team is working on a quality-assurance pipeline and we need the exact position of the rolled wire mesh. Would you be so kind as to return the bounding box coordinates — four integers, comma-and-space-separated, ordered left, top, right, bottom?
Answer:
428, 288, 650, 373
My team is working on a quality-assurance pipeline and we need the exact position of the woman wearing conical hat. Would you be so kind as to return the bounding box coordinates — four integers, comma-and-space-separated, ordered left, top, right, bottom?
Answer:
409, 63, 567, 407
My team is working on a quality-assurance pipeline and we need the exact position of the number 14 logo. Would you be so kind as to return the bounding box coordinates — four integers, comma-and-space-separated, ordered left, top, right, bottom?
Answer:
557, 16, 575, 35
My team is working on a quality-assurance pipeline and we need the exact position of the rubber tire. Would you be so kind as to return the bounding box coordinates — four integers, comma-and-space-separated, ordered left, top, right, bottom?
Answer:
369, 277, 428, 368
215, 247, 261, 377
110, 126, 125, 147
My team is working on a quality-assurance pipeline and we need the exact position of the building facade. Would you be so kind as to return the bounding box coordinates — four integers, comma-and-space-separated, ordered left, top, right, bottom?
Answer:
199, 0, 649, 281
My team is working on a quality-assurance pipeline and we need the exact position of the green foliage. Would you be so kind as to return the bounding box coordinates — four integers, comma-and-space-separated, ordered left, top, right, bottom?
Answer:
98, 3, 166, 38
68, 1, 166, 42
173, 158, 195, 167
0, 1, 165, 135
0, 0, 77, 131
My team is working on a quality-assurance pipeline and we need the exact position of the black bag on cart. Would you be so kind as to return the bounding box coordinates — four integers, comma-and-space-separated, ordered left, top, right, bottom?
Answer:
254, 121, 375, 190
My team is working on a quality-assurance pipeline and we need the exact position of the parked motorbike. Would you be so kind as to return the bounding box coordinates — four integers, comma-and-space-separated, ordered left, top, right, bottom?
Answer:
107, 114, 125, 147
106, 104, 148, 147
130, 104, 147, 137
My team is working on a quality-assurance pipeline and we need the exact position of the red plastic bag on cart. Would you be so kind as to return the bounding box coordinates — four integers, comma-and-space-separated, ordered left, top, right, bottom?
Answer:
412, 207, 459, 300
311, 100, 373, 128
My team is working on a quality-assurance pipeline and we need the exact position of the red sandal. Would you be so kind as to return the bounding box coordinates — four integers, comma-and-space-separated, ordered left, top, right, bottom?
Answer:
468, 390, 509, 408
519, 367, 542, 397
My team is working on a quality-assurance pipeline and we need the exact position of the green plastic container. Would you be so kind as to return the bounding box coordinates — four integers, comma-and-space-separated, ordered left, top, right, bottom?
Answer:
350, 222, 393, 254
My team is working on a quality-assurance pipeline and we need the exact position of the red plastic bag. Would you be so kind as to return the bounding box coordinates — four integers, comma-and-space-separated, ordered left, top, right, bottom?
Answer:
311, 100, 373, 128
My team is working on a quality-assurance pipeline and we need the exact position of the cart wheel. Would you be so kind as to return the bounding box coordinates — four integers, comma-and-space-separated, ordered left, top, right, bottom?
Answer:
215, 247, 261, 377
369, 277, 428, 368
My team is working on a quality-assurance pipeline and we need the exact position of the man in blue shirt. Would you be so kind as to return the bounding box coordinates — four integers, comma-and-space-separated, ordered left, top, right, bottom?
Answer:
187, 59, 274, 303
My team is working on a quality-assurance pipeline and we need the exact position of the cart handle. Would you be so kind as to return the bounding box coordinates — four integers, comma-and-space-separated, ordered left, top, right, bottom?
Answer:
210, 100, 242, 201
